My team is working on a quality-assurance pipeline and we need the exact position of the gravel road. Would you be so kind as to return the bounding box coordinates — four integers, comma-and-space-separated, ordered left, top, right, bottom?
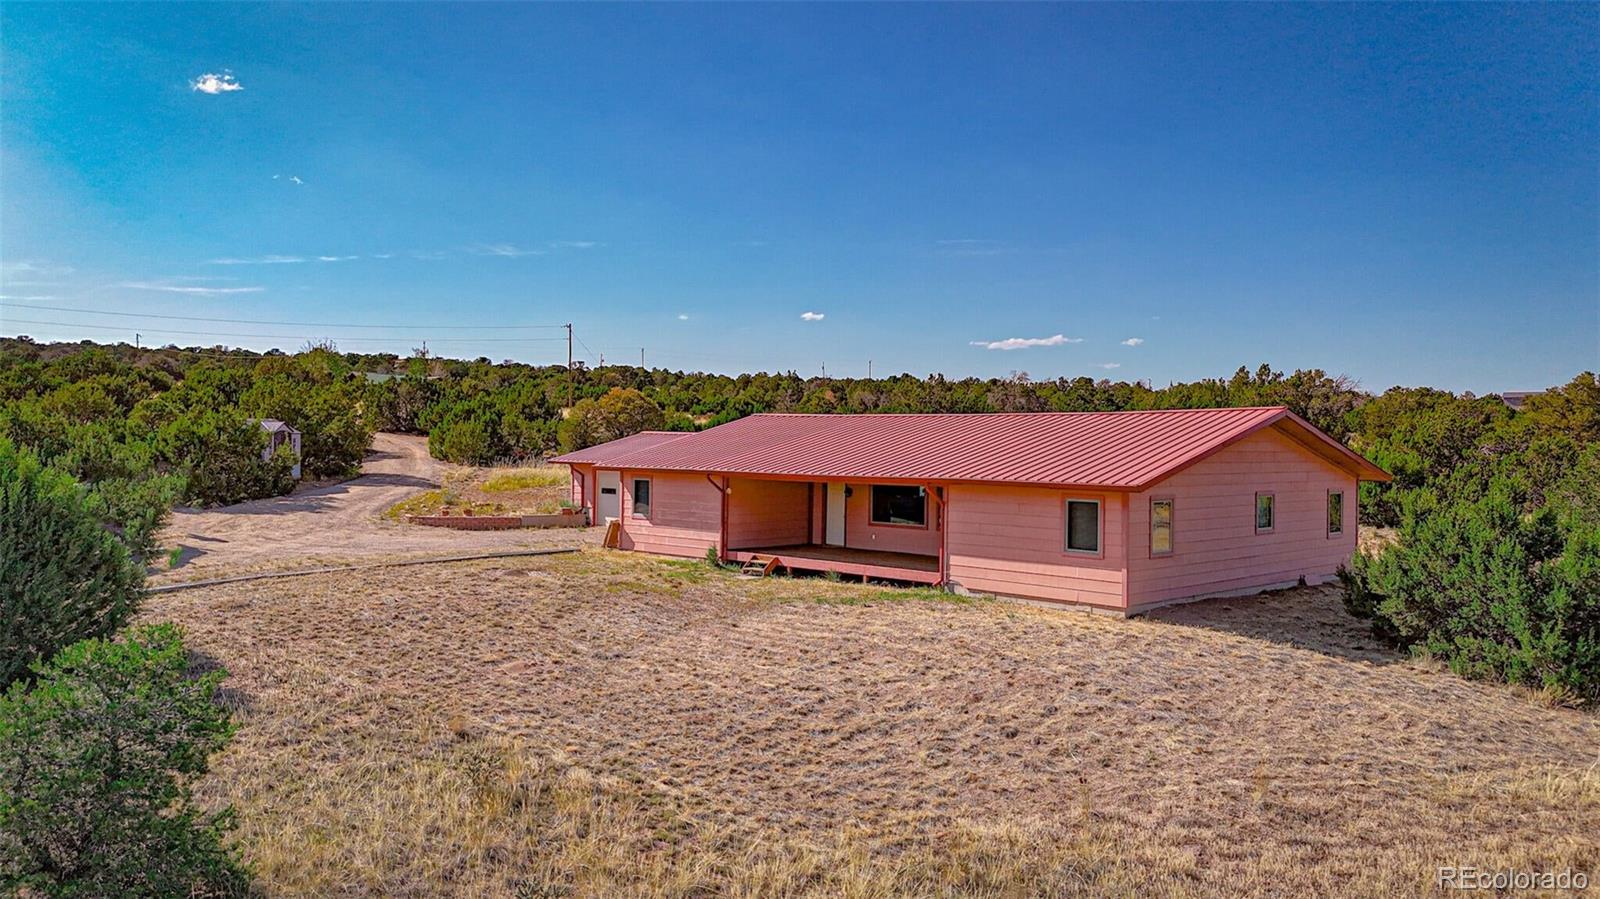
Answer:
153, 432, 591, 582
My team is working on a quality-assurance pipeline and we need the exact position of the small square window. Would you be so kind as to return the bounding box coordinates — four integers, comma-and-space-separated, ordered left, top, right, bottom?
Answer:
1328, 491, 1344, 536
631, 479, 652, 518
1255, 493, 1275, 533
1065, 499, 1101, 554
1150, 498, 1174, 557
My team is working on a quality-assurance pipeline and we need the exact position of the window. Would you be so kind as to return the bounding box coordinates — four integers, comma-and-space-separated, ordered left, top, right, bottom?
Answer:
870, 485, 927, 527
1327, 491, 1344, 536
1255, 492, 1275, 533
1065, 499, 1101, 554
1150, 498, 1174, 557
631, 478, 651, 518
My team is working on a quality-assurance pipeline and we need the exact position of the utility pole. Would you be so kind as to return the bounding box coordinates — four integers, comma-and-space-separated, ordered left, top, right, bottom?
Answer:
135, 333, 140, 350
563, 324, 574, 411
640, 347, 645, 369
868, 359, 872, 379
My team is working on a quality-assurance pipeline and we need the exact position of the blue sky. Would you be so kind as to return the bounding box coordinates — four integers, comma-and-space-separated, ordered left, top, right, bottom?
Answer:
2, 3, 1595, 392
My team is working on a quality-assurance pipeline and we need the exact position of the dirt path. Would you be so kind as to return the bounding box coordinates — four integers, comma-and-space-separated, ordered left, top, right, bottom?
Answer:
154, 433, 591, 582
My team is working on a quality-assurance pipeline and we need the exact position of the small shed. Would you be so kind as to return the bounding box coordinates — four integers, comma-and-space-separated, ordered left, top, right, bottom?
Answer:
254, 419, 302, 479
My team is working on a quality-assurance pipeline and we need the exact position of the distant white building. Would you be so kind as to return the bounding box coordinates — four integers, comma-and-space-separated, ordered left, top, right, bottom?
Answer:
254, 419, 302, 479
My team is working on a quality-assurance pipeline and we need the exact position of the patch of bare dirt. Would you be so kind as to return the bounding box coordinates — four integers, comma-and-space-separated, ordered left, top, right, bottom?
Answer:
153, 433, 592, 583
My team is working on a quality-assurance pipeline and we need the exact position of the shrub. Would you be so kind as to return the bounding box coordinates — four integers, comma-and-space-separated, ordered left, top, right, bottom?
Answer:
429, 414, 499, 465
557, 388, 666, 452
240, 372, 372, 478
0, 624, 248, 897
158, 410, 294, 506
1342, 479, 1600, 703
0, 438, 144, 688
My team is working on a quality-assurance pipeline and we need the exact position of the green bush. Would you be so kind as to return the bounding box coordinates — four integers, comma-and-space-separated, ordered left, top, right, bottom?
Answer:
1342, 479, 1600, 703
557, 387, 666, 452
0, 624, 248, 897
240, 368, 372, 478
157, 410, 294, 506
429, 413, 499, 465
0, 438, 144, 687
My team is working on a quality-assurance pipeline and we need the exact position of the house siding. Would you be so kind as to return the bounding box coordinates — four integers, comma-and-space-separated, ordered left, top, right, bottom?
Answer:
726, 478, 810, 549
1124, 427, 1359, 610
945, 484, 1127, 609
618, 471, 721, 558
840, 482, 942, 556
568, 463, 595, 516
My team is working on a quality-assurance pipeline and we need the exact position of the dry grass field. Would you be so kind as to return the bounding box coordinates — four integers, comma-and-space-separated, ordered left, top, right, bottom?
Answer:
141, 550, 1599, 898
384, 464, 573, 521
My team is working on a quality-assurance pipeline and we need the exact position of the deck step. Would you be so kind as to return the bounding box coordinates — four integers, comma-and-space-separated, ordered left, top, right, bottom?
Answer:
740, 554, 780, 577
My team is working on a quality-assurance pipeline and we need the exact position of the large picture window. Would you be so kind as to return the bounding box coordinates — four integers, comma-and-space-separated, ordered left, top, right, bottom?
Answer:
1065, 499, 1101, 554
1150, 498, 1174, 557
631, 478, 652, 519
870, 485, 927, 527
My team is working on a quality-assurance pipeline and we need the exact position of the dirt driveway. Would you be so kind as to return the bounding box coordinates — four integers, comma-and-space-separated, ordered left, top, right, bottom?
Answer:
154, 433, 591, 582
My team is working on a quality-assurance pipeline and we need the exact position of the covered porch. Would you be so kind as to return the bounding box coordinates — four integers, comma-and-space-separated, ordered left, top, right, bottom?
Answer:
719, 475, 946, 586
726, 543, 941, 585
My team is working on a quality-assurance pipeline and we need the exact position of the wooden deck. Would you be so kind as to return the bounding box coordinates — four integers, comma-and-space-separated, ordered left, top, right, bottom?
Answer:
727, 544, 941, 585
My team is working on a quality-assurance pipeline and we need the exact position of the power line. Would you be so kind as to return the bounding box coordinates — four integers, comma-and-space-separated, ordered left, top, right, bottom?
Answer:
573, 333, 598, 364
0, 317, 567, 343
0, 301, 568, 330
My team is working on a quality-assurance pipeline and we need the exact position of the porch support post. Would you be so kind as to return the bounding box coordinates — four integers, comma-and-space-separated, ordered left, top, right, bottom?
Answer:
711, 474, 730, 564
935, 484, 949, 589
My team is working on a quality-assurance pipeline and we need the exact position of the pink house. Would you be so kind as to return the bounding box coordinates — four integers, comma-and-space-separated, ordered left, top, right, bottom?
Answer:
552, 407, 1391, 615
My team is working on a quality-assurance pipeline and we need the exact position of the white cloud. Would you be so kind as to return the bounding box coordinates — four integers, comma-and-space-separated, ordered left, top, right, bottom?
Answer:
1, 260, 74, 281
968, 334, 1081, 351
1097, 362, 1122, 370
800, 311, 825, 321
120, 281, 264, 296
191, 72, 243, 94
677, 314, 690, 321
208, 255, 305, 265
316, 255, 357, 262
470, 243, 543, 257
550, 240, 599, 250
1121, 337, 1145, 347
0, 294, 56, 301
371, 253, 394, 259
289, 176, 303, 185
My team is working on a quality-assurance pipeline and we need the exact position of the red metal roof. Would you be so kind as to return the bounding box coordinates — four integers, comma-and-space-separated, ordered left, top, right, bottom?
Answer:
556, 407, 1390, 489
548, 430, 691, 465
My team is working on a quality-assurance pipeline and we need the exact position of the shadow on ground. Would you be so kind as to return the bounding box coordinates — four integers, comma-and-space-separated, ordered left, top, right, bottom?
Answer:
186, 647, 256, 714
1145, 585, 1403, 666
